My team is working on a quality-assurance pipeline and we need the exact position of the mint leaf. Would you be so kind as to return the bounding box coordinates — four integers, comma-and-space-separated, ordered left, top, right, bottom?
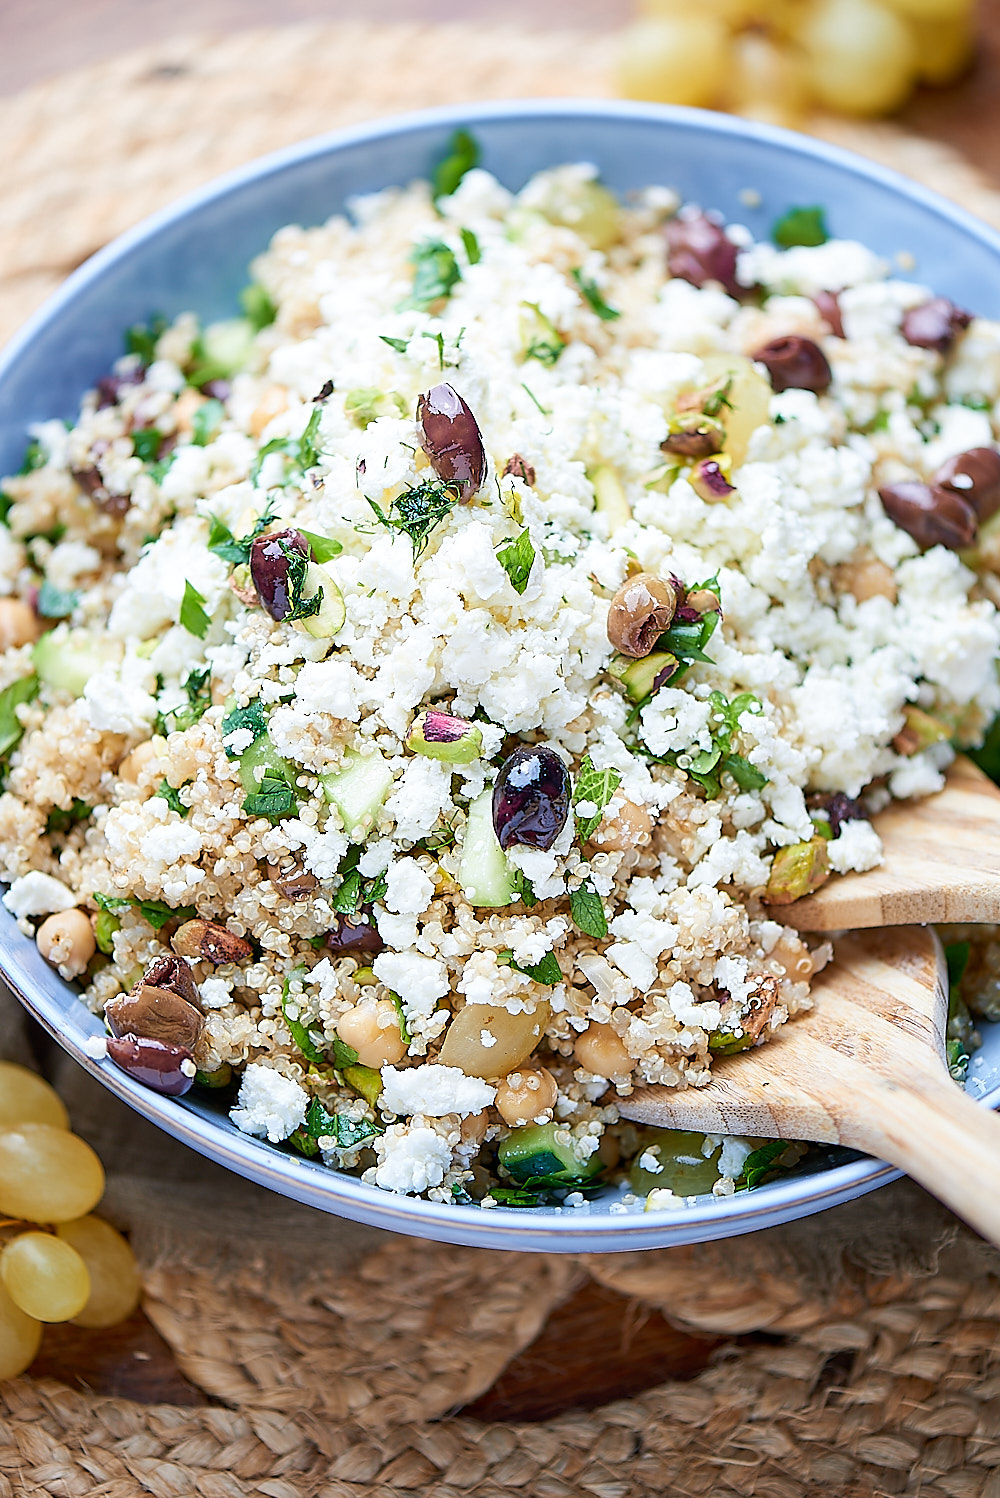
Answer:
772, 206, 828, 248
131, 427, 164, 463
496, 528, 535, 595
740, 1140, 794, 1191
298, 529, 343, 563
405, 241, 461, 311
367, 479, 458, 558
569, 882, 608, 940
723, 753, 767, 792
300, 1095, 380, 1149
281, 969, 327, 1066
221, 700, 267, 759
36, 580, 78, 619
571, 267, 620, 322
380, 335, 410, 354
499, 949, 563, 986
155, 779, 188, 817
45, 799, 91, 835
249, 407, 324, 487
240, 283, 276, 331
573, 754, 622, 841
179, 580, 210, 638
192, 399, 224, 447
165, 666, 212, 734
125, 314, 166, 365
93, 892, 196, 934
432, 127, 480, 204
0, 674, 39, 760
460, 227, 481, 265
332, 1035, 360, 1071
243, 770, 296, 820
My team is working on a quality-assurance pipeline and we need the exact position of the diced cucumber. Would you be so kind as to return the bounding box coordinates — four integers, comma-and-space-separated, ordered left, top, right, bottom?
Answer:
589, 464, 631, 533
457, 788, 513, 907
499, 1121, 602, 1186
293, 562, 346, 640
629, 1128, 723, 1198
237, 733, 295, 797
32, 629, 116, 696
608, 650, 678, 703
320, 749, 395, 841
200, 318, 255, 377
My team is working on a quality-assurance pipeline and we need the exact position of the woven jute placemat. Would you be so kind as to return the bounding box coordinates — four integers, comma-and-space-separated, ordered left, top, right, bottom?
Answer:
3, 22, 1000, 1497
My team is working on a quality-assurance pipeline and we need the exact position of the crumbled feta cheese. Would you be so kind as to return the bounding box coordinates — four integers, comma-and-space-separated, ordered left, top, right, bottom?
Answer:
2, 872, 77, 918
230, 1063, 308, 1143
380, 1064, 495, 1118
372, 1124, 453, 1194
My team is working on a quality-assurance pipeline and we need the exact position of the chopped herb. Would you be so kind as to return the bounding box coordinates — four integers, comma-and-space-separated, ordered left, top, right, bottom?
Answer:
250, 406, 324, 487
571, 266, 620, 321
130, 427, 163, 464
155, 779, 189, 817
297, 529, 343, 564
93, 907, 120, 955
331, 846, 387, 914
739, 1140, 794, 1190
772, 205, 828, 248
125, 314, 167, 366
172, 666, 213, 733
281, 967, 327, 1066
367, 478, 458, 558
498, 949, 563, 986
0, 674, 39, 761
496, 528, 535, 595
724, 753, 768, 792
460, 227, 481, 264
520, 383, 550, 416
569, 881, 608, 940
380, 335, 410, 354
959, 393, 992, 412
432, 127, 480, 204
520, 303, 565, 367
206, 498, 277, 566
292, 1095, 381, 1152
404, 240, 461, 311
390, 992, 411, 1045
18, 439, 46, 474
179, 580, 210, 639
243, 769, 296, 820
36, 580, 79, 619
148, 452, 177, 484
240, 283, 277, 331
221, 700, 268, 759
511, 870, 536, 907
94, 890, 197, 931
0, 491, 13, 525
45, 799, 91, 835
573, 755, 622, 841
191, 399, 224, 446
422, 330, 446, 370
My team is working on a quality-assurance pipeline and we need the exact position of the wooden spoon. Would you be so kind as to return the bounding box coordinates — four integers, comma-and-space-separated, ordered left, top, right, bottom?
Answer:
621, 925, 1000, 1247
782, 754, 1000, 931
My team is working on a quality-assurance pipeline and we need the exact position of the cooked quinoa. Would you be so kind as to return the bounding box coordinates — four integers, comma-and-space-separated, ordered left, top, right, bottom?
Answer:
1, 147, 999, 1203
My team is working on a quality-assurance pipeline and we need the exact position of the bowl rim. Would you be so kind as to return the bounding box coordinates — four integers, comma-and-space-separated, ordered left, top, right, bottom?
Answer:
2, 96, 999, 1252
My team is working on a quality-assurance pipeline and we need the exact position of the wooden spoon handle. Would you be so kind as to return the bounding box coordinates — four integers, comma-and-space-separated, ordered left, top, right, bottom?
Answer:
841, 1072, 1000, 1249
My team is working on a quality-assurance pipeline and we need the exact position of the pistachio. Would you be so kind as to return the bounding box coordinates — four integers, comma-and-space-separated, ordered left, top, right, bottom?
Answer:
661, 424, 723, 459
878, 480, 977, 551
132, 953, 199, 1007
105, 985, 204, 1051
265, 863, 320, 900
406, 709, 484, 765
171, 918, 253, 966
606, 573, 678, 658
901, 297, 971, 353
689, 459, 736, 502
683, 588, 723, 617
503, 453, 536, 485
765, 838, 830, 905
892, 706, 951, 757
932, 447, 1000, 524
752, 335, 832, 394
813, 290, 844, 339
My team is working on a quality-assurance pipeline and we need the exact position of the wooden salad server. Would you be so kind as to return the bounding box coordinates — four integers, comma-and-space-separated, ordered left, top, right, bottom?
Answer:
783, 754, 1000, 931
622, 926, 1000, 1247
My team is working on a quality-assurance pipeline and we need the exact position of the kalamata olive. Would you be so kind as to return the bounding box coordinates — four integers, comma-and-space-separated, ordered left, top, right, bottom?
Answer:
96, 368, 144, 409
105, 986, 204, 1051
752, 336, 832, 394
249, 529, 310, 620
662, 425, 722, 459
106, 1034, 195, 1097
326, 914, 384, 959
813, 290, 845, 339
417, 383, 486, 500
878, 481, 977, 551
689, 459, 736, 502
665, 213, 742, 299
932, 448, 1000, 524
70, 465, 131, 516
201, 379, 232, 402
134, 954, 200, 1007
808, 792, 865, 837
503, 453, 536, 485
607, 573, 678, 658
492, 746, 571, 852
901, 298, 971, 353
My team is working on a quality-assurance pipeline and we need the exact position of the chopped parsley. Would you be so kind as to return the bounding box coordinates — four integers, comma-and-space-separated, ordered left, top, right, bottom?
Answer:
0, 673, 39, 762
250, 406, 324, 487
368, 478, 459, 558
571, 266, 620, 321
191, 399, 224, 446
288, 1096, 382, 1158
281, 968, 328, 1066
93, 890, 196, 931
772, 205, 828, 248
404, 240, 461, 311
432, 127, 480, 204
460, 227, 481, 265
155, 779, 189, 817
207, 498, 277, 566
125, 314, 166, 366
332, 846, 388, 915
179, 579, 210, 639
573, 755, 622, 842
569, 881, 608, 940
496, 528, 535, 595
36, 580, 78, 619
380, 335, 410, 354
240, 282, 277, 331
156, 666, 212, 735
498, 949, 563, 986
45, 799, 91, 836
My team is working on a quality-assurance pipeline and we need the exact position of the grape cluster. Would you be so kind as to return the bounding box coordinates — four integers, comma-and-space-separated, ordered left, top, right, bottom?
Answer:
618, 0, 976, 124
0, 1061, 141, 1379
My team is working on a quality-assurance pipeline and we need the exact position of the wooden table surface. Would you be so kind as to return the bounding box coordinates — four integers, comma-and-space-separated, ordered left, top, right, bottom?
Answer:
6, 0, 1000, 1420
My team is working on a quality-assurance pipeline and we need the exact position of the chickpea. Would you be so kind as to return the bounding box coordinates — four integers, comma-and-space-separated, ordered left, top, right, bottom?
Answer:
0, 599, 40, 652
171, 388, 205, 436
589, 797, 653, 853
574, 1023, 634, 1079
832, 553, 897, 604
767, 934, 815, 983
118, 739, 160, 785
336, 998, 407, 1068
495, 1067, 558, 1127
249, 385, 289, 439
36, 909, 96, 979
461, 1109, 490, 1148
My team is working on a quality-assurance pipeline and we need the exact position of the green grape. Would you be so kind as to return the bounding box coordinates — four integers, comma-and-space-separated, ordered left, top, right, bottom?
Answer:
638, 0, 760, 20
617, 16, 731, 109
0, 1279, 42, 1380
726, 33, 812, 130
0, 1124, 105, 1223
881, 0, 972, 18
630, 1129, 724, 1197
798, 0, 918, 117
909, 10, 975, 83
0, 1061, 69, 1131
699, 354, 773, 467
0, 1231, 90, 1322
56, 1216, 141, 1328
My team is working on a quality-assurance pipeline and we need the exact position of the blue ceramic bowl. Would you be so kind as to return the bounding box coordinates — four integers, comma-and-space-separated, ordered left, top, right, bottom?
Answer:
1, 100, 998, 1252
